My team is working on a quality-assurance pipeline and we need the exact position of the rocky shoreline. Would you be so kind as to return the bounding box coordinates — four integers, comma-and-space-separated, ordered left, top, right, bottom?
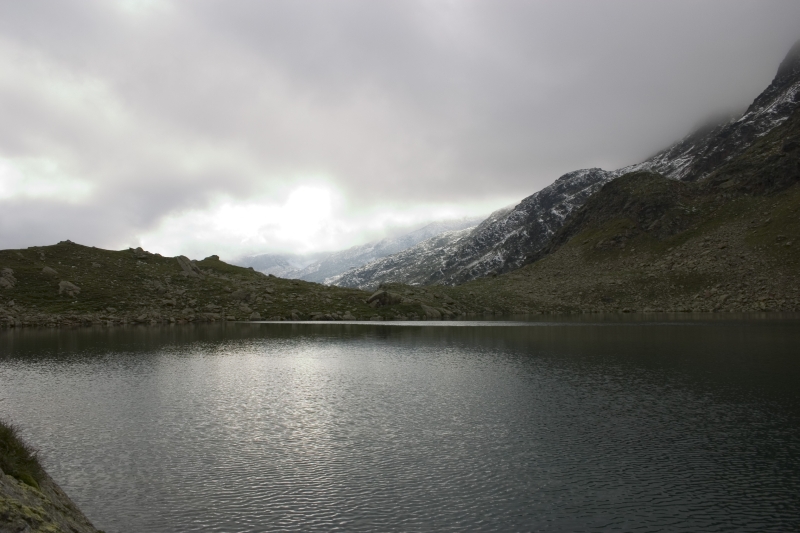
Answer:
1, 238, 797, 332
0, 421, 101, 533
0, 467, 101, 533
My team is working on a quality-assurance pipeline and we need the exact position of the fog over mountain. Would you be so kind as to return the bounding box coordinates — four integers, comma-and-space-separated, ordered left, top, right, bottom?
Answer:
236, 217, 483, 282
0, 1, 799, 260
330, 39, 800, 289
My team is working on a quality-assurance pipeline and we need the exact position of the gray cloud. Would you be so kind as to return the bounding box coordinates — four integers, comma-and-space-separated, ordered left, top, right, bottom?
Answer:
1, 0, 799, 255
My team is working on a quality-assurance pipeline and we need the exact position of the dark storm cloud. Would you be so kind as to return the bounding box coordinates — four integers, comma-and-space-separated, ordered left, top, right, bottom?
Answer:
0, 0, 799, 254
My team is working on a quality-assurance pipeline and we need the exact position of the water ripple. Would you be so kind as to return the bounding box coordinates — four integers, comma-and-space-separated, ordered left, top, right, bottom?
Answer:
1, 321, 799, 532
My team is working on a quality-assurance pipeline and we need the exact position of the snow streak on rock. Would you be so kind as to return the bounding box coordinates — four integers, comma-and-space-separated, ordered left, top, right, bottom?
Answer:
325, 227, 476, 288
334, 169, 613, 289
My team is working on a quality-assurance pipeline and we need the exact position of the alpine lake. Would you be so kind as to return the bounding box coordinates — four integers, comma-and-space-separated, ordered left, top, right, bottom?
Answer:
1, 315, 799, 532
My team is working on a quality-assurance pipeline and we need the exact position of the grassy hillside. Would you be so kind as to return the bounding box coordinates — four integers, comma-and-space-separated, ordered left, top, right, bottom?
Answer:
0, 242, 495, 327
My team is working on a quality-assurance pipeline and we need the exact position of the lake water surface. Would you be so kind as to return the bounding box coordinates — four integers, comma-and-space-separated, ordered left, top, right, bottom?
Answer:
1, 317, 799, 532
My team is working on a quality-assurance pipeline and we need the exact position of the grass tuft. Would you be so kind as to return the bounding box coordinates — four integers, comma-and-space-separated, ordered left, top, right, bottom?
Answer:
0, 419, 43, 489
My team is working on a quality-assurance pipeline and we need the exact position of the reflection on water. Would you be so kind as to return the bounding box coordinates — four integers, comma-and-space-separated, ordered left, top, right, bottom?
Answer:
1, 317, 799, 532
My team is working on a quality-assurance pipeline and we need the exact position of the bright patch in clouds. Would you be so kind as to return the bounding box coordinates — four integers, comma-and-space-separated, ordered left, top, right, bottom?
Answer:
140, 185, 340, 258
0, 158, 94, 202
139, 184, 501, 260
220, 187, 336, 242
116, 0, 168, 15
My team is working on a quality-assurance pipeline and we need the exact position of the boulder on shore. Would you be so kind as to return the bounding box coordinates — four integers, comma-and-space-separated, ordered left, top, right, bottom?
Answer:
231, 288, 254, 302
420, 304, 442, 320
366, 290, 402, 308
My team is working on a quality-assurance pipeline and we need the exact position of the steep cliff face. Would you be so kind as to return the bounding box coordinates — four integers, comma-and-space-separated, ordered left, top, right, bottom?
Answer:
331, 40, 800, 290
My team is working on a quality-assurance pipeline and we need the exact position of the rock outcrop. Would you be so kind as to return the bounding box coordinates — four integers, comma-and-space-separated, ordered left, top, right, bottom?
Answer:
365, 290, 403, 308
0, 268, 15, 289
57, 281, 81, 297
176, 256, 203, 277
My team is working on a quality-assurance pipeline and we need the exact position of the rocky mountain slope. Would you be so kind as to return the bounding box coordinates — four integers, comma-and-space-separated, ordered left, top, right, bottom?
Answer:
233, 252, 325, 278
622, 39, 800, 182
235, 217, 482, 283
332, 170, 614, 290
331, 39, 800, 290
326, 225, 477, 288
458, 106, 800, 314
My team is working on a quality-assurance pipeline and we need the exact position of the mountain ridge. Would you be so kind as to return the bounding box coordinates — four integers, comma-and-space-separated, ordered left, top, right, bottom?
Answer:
329, 39, 800, 290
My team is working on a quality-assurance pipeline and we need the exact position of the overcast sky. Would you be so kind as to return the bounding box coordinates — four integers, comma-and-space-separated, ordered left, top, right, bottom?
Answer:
0, 0, 798, 260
